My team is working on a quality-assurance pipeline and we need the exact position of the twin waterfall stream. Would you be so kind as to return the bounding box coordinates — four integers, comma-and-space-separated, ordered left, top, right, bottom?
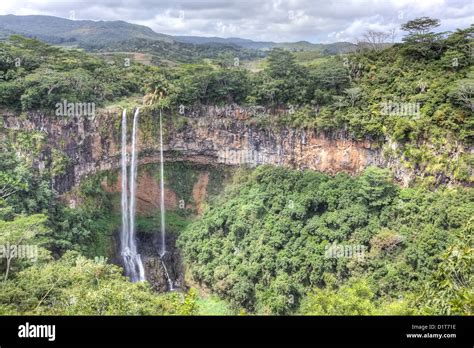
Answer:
120, 108, 173, 290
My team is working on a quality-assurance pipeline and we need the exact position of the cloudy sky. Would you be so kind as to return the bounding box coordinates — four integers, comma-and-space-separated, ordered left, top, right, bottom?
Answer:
0, 0, 472, 43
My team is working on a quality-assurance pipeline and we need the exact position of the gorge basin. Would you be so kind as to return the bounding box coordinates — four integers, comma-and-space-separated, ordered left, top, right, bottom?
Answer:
139, 232, 184, 292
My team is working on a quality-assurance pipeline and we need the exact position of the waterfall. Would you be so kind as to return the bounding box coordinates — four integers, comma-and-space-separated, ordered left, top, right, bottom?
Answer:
160, 258, 174, 291
158, 110, 174, 291
159, 109, 166, 257
120, 108, 171, 287
120, 109, 129, 270
129, 108, 145, 281
120, 108, 145, 282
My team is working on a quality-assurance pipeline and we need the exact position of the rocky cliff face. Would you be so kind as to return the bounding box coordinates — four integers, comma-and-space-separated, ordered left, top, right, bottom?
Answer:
0, 106, 408, 196
169, 116, 383, 173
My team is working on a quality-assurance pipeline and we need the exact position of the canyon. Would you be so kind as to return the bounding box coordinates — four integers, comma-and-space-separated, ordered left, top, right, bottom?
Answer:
1, 104, 461, 204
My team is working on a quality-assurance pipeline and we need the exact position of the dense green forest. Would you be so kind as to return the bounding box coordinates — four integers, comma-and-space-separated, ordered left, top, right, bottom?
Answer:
179, 165, 472, 314
0, 139, 203, 314
0, 17, 472, 315
1, 19, 472, 184
83, 37, 266, 65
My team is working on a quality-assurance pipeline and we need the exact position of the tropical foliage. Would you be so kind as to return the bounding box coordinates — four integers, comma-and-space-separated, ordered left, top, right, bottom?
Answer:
178, 166, 473, 314
0, 17, 472, 316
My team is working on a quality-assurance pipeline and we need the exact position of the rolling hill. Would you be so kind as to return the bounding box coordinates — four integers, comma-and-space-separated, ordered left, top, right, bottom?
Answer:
0, 14, 357, 54
0, 14, 173, 45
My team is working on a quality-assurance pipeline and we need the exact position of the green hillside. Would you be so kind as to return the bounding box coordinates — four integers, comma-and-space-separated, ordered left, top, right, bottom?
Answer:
0, 16, 472, 317
0, 14, 173, 45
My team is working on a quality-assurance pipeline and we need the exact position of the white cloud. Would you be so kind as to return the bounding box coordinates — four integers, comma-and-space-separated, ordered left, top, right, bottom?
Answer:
0, 0, 472, 42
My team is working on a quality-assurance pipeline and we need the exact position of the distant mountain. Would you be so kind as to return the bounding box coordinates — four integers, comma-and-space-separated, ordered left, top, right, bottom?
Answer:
174, 36, 273, 49
0, 27, 15, 40
174, 35, 358, 53
83, 37, 265, 65
0, 14, 357, 54
0, 14, 173, 45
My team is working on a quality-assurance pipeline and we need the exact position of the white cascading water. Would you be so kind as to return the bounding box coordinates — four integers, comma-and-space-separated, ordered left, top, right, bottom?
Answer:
120, 108, 145, 282
120, 109, 129, 274
159, 110, 173, 290
159, 109, 166, 257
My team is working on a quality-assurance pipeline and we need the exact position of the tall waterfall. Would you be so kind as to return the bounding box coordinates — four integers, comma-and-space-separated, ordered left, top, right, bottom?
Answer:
120, 109, 129, 272
159, 110, 166, 257
158, 110, 174, 290
120, 108, 145, 282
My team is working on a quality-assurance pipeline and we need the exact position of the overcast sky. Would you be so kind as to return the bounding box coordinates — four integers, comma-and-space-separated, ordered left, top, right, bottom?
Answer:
0, 0, 472, 43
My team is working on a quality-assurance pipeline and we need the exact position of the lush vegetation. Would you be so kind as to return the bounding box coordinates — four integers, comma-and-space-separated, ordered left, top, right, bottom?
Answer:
0, 250, 198, 315
178, 165, 473, 315
0, 17, 472, 316
84, 38, 266, 66
0, 136, 200, 314
0, 134, 233, 314
0, 35, 150, 112
1, 19, 472, 185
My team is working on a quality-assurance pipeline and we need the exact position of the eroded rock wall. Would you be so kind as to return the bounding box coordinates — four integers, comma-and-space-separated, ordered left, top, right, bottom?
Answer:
1, 106, 393, 196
